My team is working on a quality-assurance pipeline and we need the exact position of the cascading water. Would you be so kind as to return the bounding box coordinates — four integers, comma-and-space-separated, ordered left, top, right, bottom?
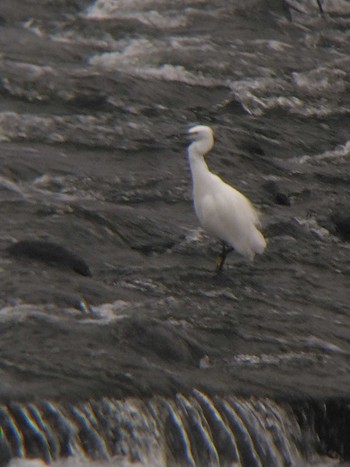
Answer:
0, 391, 312, 466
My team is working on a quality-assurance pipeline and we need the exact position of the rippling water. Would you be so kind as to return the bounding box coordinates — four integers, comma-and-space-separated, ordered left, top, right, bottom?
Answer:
1, 0, 350, 465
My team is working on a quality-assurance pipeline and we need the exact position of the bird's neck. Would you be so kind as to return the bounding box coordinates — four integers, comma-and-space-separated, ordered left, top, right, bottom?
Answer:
188, 143, 211, 183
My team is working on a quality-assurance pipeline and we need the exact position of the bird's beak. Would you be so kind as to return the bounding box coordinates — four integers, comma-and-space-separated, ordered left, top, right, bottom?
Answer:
186, 129, 198, 140
169, 131, 194, 142
166, 131, 190, 149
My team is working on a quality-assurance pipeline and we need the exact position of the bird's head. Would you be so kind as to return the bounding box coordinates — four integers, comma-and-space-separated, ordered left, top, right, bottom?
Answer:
187, 125, 214, 156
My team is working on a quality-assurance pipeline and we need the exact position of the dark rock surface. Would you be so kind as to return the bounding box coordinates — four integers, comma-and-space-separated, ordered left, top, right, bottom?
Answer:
7, 240, 92, 277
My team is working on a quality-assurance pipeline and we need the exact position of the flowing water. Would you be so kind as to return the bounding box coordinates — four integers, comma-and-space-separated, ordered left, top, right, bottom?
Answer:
0, 392, 322, 466
1, 0, 350, 465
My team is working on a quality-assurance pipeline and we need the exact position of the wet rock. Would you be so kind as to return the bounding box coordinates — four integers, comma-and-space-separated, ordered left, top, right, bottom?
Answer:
331, 213, 350, 241
263, 180, 291, 206
120, 317, 206, 365
7, 240, 92, 277
264, 219, 305, 238
293, 399, 350, 461
0, 433, 11, 467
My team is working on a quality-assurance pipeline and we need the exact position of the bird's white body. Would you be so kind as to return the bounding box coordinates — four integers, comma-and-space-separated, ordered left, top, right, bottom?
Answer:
187, 125, 266, 261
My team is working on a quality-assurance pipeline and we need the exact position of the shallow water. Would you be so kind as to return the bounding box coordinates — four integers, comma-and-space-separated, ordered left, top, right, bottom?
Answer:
1, 0, 350, 464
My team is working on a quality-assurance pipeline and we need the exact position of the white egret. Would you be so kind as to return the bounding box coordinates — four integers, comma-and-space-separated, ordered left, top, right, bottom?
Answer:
187, 125, 266, 271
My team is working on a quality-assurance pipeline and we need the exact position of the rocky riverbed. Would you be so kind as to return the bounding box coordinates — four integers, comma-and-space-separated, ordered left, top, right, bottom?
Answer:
1, 0, 350, 464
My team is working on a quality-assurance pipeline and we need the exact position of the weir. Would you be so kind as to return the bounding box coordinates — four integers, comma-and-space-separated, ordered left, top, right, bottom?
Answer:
0, 390, 340, 466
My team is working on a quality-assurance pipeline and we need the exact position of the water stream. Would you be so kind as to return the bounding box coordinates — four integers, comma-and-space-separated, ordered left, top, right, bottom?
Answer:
1, 0, 350, 464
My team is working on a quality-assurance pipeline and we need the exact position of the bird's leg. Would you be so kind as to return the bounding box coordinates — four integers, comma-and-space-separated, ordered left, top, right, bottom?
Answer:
316, 0, 324, 16
215, 241, 234, 272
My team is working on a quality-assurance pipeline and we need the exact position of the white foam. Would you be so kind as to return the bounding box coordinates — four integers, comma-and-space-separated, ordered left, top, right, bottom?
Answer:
90, 47, 221, 86
0, 111, 125, 147
88, 38, 159, 68
0, 175, 26, 197
86, 0, 187, 28
254, 39, 293, 52
228, 77, 295, 116
293, 68, 347, 95
8, 455, 164, 467
297, 140, 350, 164
9, 460, 46, 467
86, 0, 160, 18
0, 303, 65, 324
303, 336, 346, 354
229, 351, 321, 367
0, 111, 63, 143
140, 64, 220, 86
22, 18, 44, 37
294, 217, 332, 240
80, 299, 131, 323
170, 227, 210, 254
0, 300, 131, 325
319, 0, 350, 14
202, 288, 238, 300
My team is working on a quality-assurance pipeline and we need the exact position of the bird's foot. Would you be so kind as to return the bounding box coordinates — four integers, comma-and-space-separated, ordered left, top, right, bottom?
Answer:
215, 243, 234, 273
215, 255, 225, 273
